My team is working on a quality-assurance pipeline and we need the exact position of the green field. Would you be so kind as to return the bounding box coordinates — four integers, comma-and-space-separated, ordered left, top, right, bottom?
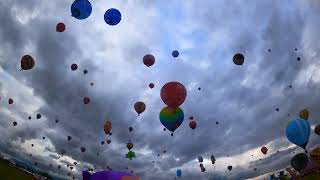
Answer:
0, 158, 36, 180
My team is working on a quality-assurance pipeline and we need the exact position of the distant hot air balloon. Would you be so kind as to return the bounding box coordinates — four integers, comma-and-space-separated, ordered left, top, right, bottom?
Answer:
127, 142, 134, 150
101, 141, 105, 146
8, 98, 13, 104
189, 121, 197, 130
68, 136, 72, 141
198, 156, 203, 163
149, 83, 155, 89
83, 97, 90, 104
42, 137, 45, 140
276, 108, 279, 112
160, 82, 187, 108
55, 119, 59, 123
129, 127, 133, 132
286, 118, 310, 150
211, 155, 216, 165
261, 147, 268, 155
83, 69, 88, 74
71, 64, 78, 71
74, 162, 78, 165
20, 55, 35, 70
81, 147, 86, 152
176, 169, 182, 177
189, 116, 194, 120
291, 153, 308, 171
159, 106, 184, 136
315, 124, 320, 135
58, 165, 61, 169
31, 144, 34, 147
297, 57, 301, 61
134, 101, 146, 116
310, 146, 320, 166
143, 54, 155, 67
56, 22, 65, 32
198, 87, 201, 91
106, 139, 111, 144
172, 50, 179, 58
299, 109, 309, 120
104, 121, 112, 135
71, 0, 92, 20
233, 53, 244, 65
13, 121, 17, 126
28, 116, 31, 120
227, 166, 232, 171
104, 8, 122, 26
36, 114, 41, 119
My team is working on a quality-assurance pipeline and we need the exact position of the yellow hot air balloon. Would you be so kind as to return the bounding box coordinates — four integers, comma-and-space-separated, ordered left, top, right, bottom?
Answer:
310, 146, 320, 166
299, 109, 309, 120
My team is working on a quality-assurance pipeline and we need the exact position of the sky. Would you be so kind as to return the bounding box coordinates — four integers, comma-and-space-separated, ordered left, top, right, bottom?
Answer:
0, 0, 320, 179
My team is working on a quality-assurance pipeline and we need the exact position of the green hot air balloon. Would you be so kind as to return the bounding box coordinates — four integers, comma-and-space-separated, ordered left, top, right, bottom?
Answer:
159, 106, 184, 136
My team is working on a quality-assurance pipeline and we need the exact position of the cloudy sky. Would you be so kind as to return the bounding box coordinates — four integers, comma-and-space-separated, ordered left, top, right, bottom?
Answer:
0, 0, 320, 179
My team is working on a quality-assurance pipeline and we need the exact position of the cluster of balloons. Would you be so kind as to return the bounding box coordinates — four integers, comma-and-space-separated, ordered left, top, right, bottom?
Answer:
71, 0, 122, 26
159, 82, 187, 136
197, 156, 206, 172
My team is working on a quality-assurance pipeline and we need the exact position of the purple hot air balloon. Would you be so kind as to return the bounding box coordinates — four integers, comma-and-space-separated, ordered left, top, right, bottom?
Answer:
83, 170, 140, 180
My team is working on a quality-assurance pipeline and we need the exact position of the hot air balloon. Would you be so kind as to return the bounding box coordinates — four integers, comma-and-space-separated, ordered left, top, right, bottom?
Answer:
129, 127, 133, 132
299, 109, 309, 120
106, 139, 111, 144
28, 116, 31, 120
286, 118, 310, 150
189, 116, 194, 120
13, 122, 17, 126
55, 119, 59, 123
198, 87, 201, 91
70, 166, 73, 170
90, 82, 94, 86
83, 69, 88, 74
56, 22, 65, 32
268, 49, 271, 52
71, 0, 92, 20
211, 155, 216, 164
68, 136, 72, 141
42, 137, 45, 140
233, 53, 244, 65
134, 101, 146, 116
36, 114, 41, 119
104, 8, 122, 26
97, 153, 100, 156
101, 141, 104, 146
58, 165, 61, 169
172, 50, 179, 58
295, 48, 298, 51
143, 54, 155, 67
310, 146, 320, 166
20, 55, 35, 70
160, 82, 187, 108
198, 156, 203, 163
227, 166, 232, 171
81, 147, 86, 152
8, 98, 13, 104
71, 64, 78, 71
291, 153, 308, 171
104, 121, 112, 135
127, 142, 134, 150
297, 57, 301, 61
149, 83, 154, 89
276, 108, 279, 112
74, 162, 78, 165
216, 121, 219, 125
31, 144, 34, 147
176, 169, 182, 177
261, 147, 268, 155
189, 121, 197, 130
315, 124, 320, 135
83, 97, 90, 104
159, 106, 184, 136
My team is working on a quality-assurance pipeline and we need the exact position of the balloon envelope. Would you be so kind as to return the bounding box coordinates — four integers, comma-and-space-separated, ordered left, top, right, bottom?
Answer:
189, 121, 197, 130
261, 147, 268, 154
160, 82, 187, 108
143, 54, 155, 67
291, 153, 308, 171
21, 55, 35, 70
71, 0, 92, 20
159, 106, 184, 132
233, 53, 244, 65
172, 50, 179, 58
134, 101, 146, 115
104, 121, 112, 134
176, 169, 182, 177
198, 156, 203, 163
104, 8, 122, 26
56, 23, 65, 32
299, 109, 309, 120
228, 166, 232, 171
286, 118, 310, 149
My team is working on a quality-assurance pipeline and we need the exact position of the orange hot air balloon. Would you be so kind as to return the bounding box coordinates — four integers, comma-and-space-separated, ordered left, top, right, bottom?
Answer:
134, 101, 146, 116
127, 142, 134, 150
104, 121, 112, 135
261, 147, 268, 155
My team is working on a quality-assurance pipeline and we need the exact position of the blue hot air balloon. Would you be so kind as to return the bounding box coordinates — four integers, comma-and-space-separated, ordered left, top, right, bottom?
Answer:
286, 118, 310, 150
172, 50, 179, 58
104, 8, 122, 26
71, 0, 92, 20
176, 169, 182, 177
